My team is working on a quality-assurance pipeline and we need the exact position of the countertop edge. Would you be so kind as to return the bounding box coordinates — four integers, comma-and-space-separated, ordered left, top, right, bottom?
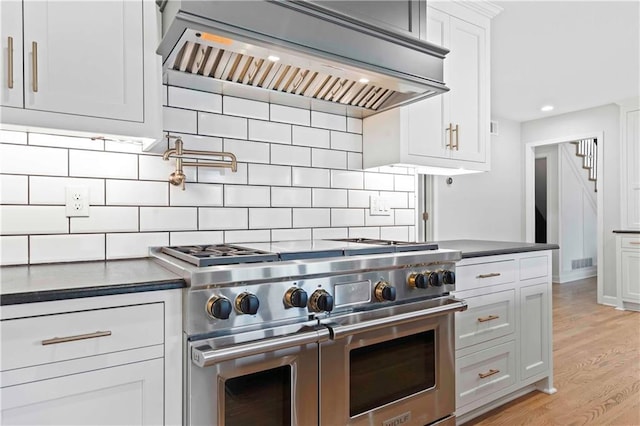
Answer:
457, 244, 560, 259
0, 279, 186, 306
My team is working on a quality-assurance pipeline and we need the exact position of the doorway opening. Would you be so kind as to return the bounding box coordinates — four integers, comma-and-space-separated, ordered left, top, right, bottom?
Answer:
535, 157, 548, 244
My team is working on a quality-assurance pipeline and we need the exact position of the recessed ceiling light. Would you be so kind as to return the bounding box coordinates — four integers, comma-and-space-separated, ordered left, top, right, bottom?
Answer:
359, 78, 370, 84
267, 55, 280, 62
541, 105, 554, 112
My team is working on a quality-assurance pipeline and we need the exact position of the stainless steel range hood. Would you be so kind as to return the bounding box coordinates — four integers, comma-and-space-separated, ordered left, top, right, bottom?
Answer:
156, 0, 449, 117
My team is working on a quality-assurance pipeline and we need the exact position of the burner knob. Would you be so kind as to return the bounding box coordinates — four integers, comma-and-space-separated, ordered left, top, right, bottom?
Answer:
374, 281, 396, 302
235, 293, 260, 315
284, 287, 308, 308
309, 290, 334, 313
206, 296, 233, 320
442, 270, 456, 285
408, 273, 428, 289
428, 271, 442, 287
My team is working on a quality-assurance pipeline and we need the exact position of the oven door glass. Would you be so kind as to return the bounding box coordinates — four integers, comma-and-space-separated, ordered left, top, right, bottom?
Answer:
224, 366, 291, 425
349, 330, 436, 416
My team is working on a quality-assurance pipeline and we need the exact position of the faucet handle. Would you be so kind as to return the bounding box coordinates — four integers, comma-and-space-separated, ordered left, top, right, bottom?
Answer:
169, 171, 187, 190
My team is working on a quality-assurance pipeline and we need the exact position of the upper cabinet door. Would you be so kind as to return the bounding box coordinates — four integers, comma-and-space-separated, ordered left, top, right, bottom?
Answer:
1, 1, 24, 108
309, 1, 425, 40
23, 1, 144, 121
448, 16, 486, 163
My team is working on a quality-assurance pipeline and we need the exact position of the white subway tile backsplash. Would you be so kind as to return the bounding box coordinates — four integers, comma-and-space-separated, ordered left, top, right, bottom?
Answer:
70, 150, 138, 179
225, 230, 270, 243
312, 227, 348, 239
348, 190, 377, 208
312, 188, 347, 208
292, 168, 330, 188
107, 232, 169, 259
170, 183, 223, 207
395, 174, 415, 192
163, 106, 197, 134
408, 194, 415, 209
249, 120, 291, 144
408, 226, 416, 240
364, 172, 394, 191
168, 86, 222, 113
0, 130, 27, 144
378, 165, 408, 175
223, 139, 269, 164
380, 192, 408, 209
248, 164, 291, 186
0, 175, 28, 204
29, 133, 104, 151
271, 144, 311, 167
1, 206, 68, 235
198, 162, 248, 185
330, 131, 362, 152
292, 126, 330, 149
106, 180, 168, 206
104, 140, 144, 154
0, 236, 28, 266
364, 210, 395, 226
170, 231, 224, 246
249, 208, 292, 229
347, 117, 363, 134
200, 208, 248, 230
199, 112, 247, 139
271, 187, 311, 207
271, 105, 310, 126
224, 97, 269, 120
293, 208, 330, 228
71, 207, 138, 233
140, 207, 197, 231
30, 176, 105, 205
331, 209, 365, 227
225, 186, 270, 207
394, 209, 415, 225
380, 226, 410, 242
311, 111, 346, 131
0, 144, 68, 176
349, 227, 380, 239
30, 234, 105, 264
176, 133, 223, 151
272, 228, 311, 241
139, 155, 196, 182
312, 148, 347, 169
331, 170, 364, 189
347, 152, 363, 170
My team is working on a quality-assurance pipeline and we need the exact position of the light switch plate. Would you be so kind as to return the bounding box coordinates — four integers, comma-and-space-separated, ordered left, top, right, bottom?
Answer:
65, 187, 90, 217
370, 195, 391, 216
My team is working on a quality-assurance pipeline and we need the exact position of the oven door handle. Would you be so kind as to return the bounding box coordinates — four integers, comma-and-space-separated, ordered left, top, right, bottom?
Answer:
191, 328, 330, 368
329, 297, 467, 340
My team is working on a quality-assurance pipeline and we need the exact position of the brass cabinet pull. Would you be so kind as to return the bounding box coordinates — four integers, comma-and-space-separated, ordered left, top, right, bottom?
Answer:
477, 272, 501, 279
478, 369, 500, 379
446, 123, 454, 149
32, 41, 38, 92
453, 124, 459, 150
630, 241, 640, 245
7, 36, 13, 89
477, 314, 500, 323
42, 330, 112, 346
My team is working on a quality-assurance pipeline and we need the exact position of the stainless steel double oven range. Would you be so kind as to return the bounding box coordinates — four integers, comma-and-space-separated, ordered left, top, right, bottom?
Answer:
151, 239, 466, 426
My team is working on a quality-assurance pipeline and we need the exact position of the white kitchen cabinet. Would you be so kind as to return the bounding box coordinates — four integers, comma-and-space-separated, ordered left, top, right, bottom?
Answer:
0, 0, 162, 149
620, 103, 640, 230
453, 250, 554, 424
0, 290, 182, 426
616, 233, 640, 311
363, 2, 497, 173
1, 1, 23, 108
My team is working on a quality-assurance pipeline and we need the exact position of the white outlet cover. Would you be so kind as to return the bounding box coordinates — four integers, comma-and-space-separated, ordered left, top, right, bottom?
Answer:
65, 186, 90, 217
370, 195, 392, 216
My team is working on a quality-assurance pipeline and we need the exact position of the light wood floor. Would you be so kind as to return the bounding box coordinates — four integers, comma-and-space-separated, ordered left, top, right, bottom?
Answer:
465, 277, 640, 426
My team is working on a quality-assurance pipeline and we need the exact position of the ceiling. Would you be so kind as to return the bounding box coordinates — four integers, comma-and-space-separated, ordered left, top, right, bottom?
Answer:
490, 1, 640, 123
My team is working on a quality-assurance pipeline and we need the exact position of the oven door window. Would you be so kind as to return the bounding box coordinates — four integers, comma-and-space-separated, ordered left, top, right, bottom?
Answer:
349, 330, 436, 417
224, 365, 291, 425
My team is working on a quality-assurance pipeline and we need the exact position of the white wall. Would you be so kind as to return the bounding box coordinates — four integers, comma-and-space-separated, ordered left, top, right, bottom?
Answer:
433, 117, 523, 241
521, 104, 619, 300
535, 145, 559, 280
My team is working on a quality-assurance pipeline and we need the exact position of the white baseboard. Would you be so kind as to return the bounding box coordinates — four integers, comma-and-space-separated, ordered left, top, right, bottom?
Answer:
600, 295, 618, 307
558, 266, 597, 283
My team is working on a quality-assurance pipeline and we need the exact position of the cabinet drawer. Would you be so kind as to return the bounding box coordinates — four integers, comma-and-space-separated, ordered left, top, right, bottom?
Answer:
455, 289, 515, 349
456, 341, 516, 408
1, 303, 163, 372
519, 255, 548, 281
456, 260, 515, 291
622, 236, 640, 250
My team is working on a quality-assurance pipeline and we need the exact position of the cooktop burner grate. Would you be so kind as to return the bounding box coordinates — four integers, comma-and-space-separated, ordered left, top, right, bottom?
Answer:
161, 244, 279, 267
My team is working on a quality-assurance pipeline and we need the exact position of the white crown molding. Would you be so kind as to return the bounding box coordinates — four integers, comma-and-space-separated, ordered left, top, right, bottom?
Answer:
453, 0, 503, 18
615, 96, 640, 108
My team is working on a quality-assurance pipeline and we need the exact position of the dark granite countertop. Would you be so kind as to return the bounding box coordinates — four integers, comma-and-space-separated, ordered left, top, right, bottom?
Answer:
433, 239, 559, 259
613, 230, 640, 234
0, 259, 186, 305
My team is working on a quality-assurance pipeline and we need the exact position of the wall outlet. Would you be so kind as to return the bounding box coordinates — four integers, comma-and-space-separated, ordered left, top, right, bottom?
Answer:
370, 195, 391, 216
65, 187, 90, 217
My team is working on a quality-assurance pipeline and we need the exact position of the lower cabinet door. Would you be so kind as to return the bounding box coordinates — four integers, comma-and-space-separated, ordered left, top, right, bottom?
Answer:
520, 282, 550, 380
621, 249, 640, 302
1, 358, 163, 426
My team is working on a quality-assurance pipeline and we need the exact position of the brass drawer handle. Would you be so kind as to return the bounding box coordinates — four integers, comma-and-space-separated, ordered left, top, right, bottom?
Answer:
630, 241, 640, 245
478, 369, 500, 379
446, 123, 454, 149
453, 123, 459, 150
477, 272, 501, 279
477, 315, 500, 323
32, 41, 38, 92
7, 36, 14, 89
42, 330, 112, 346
